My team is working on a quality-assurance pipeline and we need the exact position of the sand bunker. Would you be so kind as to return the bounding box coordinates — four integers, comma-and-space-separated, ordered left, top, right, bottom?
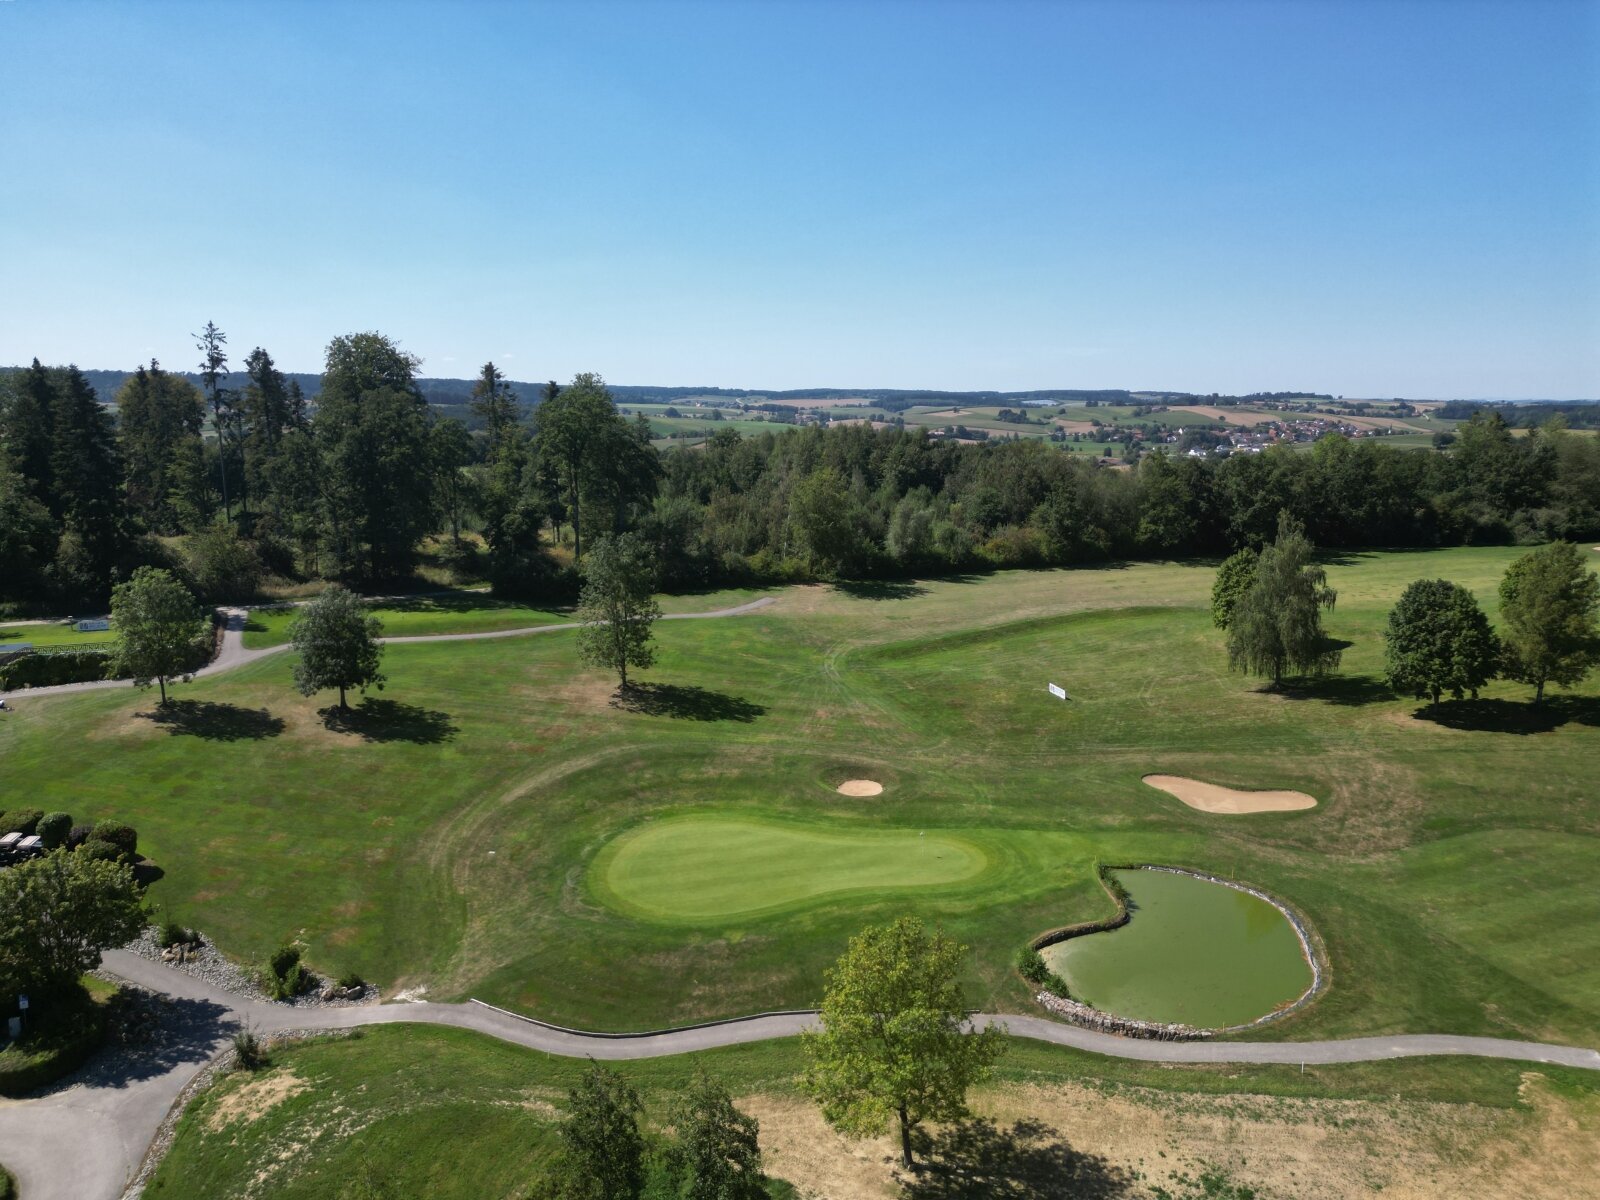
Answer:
1143, 774, 1316, 814
836, 779, 883, 797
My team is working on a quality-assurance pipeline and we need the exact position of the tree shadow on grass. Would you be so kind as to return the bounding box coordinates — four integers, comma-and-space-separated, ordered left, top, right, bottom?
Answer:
132, 860, 164, 886
318, 698, 458, 744
137, 700, 286, 741
901, 1118, 1135, 1199
832, 579, 930, 601
1410, 695, 1600, 735
610, 682, 766, 723
1275, 673, 1394, 707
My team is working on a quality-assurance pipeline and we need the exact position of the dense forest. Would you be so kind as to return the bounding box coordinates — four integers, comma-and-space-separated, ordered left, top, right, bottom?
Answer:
3, 329, 1599, 611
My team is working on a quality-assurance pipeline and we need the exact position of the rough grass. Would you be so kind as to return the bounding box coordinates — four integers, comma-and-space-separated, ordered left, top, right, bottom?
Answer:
3, 546, 1597, 1049
146, 1025, 1600, 1200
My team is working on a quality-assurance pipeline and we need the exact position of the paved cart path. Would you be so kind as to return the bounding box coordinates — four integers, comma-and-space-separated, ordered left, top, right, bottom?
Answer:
4, 597, 777, 700
2, 951, 1595, 1200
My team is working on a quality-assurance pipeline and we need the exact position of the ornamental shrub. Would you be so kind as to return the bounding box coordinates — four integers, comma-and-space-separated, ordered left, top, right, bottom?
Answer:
1016, 947, 1050, 984
232, 1026, 267, 1071
37, 812, 72, 849
66, 824, 94, 850
158, 921, 197, 948
76, 840, 122, 864
2, 809, 43, 835
269, 944, 301, 978
90, 821, 137, 858
265, 945, 306, 999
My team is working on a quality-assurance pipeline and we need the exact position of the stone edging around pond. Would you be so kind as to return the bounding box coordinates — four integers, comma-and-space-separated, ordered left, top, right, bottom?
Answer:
1024, 863, 1327, 1041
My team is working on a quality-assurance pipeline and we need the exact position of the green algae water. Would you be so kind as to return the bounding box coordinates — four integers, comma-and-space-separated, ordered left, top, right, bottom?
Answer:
1041, 868, 1314, 1028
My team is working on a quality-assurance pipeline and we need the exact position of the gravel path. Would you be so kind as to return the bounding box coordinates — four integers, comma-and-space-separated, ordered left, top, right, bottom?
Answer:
2, 597, 777, 700
1, 949, 1594, 1200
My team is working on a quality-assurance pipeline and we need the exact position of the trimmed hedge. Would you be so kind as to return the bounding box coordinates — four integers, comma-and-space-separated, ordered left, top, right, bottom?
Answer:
0, 646, 112, 690
38, 811, 72, 849
90, 821, 137, 858
0, 810, 42, 836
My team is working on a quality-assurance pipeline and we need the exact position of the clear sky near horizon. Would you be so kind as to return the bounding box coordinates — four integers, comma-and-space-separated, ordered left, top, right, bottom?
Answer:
2, 0, 1596, 398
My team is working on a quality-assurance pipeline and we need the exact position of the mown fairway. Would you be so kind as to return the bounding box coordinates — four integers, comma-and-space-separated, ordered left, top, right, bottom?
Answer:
5, 546, 1597, 1045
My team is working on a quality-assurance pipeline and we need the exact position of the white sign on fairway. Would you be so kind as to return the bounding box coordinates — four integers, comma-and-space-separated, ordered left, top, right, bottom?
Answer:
1048, 683, 1068, 700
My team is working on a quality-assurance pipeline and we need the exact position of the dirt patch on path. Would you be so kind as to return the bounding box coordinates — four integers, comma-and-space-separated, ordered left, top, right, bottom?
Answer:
837, 779, 884, 797
1144, 774, 1316, 813
204, 1069, 309, 1132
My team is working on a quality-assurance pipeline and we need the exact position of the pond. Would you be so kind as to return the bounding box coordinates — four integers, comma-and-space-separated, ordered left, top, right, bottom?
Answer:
1041, 868, 1315, 1028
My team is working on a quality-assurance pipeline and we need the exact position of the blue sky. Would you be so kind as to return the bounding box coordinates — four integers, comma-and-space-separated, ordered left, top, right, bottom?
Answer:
2, 0, 1596, 397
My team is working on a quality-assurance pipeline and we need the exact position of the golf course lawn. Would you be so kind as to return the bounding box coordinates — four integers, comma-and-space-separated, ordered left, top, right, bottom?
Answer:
0, 621, 115, 649
4, 545, 1598, 1046
145, 1025, 1600, 1200
239, 586, 768, 647
593, 816, 994, 922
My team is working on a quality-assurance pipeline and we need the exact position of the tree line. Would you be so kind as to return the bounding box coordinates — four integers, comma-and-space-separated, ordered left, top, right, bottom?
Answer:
1214, 519, 1600, 705
5, 326, 1599, 611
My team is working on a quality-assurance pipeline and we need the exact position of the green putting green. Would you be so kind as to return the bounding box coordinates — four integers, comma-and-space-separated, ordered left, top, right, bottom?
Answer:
592, 816, 990, 922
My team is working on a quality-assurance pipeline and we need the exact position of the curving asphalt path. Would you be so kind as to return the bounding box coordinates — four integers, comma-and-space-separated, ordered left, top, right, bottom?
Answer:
1, 950, 1595, 1200
3, 597, 778, 700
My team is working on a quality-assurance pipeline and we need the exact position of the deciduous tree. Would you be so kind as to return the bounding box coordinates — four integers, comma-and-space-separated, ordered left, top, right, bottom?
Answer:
0, 851, 145, 1001
665, 1069, 766, 1200
1383, 579, 1499, 706
575, 533, 661, 691
288, 584, 385, 711
803, 917, 1005, 1169
108, 566, 208, 705
1210, 547, 1258, 629
547, 1062, 647, 1200
1498, 541, 1600, 703
1225, 513, 1339, 687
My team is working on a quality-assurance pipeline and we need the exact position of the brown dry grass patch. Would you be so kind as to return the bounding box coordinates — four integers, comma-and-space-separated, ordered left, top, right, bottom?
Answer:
745, 1076, 1599, 1200
204, 1069, 309, 1133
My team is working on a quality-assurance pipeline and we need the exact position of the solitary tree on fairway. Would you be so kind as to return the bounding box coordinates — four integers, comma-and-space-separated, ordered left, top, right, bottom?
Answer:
1383, 579, 1499, 707
576, 532, 661, 692
1226, 512, 1339, 687
803, 917, 1006, 1169
108, 567, 208, 706
666, 1068, 767, 1200
1498, 542, 1600, 704
549, 1061, 647, 1200
0, 852, 145, 1002
288, 585, 385, 711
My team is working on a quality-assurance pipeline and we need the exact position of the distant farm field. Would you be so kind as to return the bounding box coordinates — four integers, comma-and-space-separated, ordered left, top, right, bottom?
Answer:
4, 546, 1597, 1049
